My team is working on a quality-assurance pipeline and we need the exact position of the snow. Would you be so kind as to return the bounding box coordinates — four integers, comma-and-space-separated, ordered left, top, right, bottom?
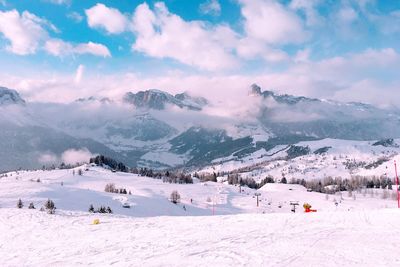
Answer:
1, 208, 400, 266
201, 138, 400, 183
1, 166, 398, 217
1, 166, 400, 266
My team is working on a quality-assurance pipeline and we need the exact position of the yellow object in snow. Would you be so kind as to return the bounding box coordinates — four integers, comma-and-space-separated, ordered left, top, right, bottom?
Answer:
93, 219, 100, 225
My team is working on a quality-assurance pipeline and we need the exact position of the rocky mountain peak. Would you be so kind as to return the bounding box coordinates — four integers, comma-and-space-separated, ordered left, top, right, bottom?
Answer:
0, 87, 26, 105
123, 89, 208, 111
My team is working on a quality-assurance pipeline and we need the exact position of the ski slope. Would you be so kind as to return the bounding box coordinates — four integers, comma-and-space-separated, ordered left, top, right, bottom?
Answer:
1, 166, 399, 266
0, 166, 397, 217
1, 208, 399, 266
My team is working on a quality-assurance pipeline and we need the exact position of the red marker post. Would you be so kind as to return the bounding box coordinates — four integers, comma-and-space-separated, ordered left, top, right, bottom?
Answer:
394, 160, 400, 208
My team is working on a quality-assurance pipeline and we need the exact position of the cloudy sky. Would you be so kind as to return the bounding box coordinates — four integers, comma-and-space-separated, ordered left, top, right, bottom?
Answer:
0, 0, 399, 106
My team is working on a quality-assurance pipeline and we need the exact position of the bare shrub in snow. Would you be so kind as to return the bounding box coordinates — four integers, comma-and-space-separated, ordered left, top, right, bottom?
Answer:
170, 190, 181, 204
105, 183, 116, 193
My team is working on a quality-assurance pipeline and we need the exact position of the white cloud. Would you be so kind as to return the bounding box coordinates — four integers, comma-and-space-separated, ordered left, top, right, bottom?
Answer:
44, 39, 111, 57
236, 37, 289, 62
0, 10, 48, 55
239, 0, 307, 44
74, 64, 84, 84
38, 153, 58, 164
290, 0, 322, 26
131, 2, 239, 71
294, 48, 310, 63
0, 9, 110, 58
85, 3, 128, 34
2, 46, 400, 108
199, 0, 221, 16
61, 148, 94, 165
74, 42, 111, 57
337, 7, 358, 23
67, 11, 83, 23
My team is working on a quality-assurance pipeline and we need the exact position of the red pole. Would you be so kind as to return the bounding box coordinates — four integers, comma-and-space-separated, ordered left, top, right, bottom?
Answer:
394, 161, 400, 208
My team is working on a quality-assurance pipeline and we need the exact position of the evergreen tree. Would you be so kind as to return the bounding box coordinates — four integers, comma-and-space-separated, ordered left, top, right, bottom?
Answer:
106, 206, 112, 214
45, 199, 56, 214
88, 204, 95, 213
388, 179, 393, 190
17, 199, 23, 209
28, 202, 35, 209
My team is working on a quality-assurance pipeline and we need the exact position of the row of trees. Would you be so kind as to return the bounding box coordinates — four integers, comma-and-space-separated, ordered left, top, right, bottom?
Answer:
88, 204, 113, 214
288, 175, 395, 193
90, 155, 128, 172
104, 183, 131, 194
17, 199, 56, 214
133, 168, 193, 184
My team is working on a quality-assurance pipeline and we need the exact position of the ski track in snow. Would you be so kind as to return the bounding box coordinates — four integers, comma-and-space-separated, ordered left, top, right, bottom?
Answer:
1, 209, 400, 267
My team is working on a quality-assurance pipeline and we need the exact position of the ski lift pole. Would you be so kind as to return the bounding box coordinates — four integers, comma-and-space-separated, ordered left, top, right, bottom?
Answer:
255, 192, 261, 207
395, 160, 400, 208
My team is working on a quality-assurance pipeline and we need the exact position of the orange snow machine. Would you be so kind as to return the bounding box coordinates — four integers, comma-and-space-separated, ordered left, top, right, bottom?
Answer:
303, 203, 317, 213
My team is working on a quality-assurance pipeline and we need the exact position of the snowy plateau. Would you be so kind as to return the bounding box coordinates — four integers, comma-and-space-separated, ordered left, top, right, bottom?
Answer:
0, 165, 399, 267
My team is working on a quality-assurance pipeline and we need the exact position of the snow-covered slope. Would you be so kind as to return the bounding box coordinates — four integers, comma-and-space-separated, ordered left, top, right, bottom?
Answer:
1, 208, 400, 266
200, 138, 400, 182
0, 165, 398, 217
1, 166, 399, 266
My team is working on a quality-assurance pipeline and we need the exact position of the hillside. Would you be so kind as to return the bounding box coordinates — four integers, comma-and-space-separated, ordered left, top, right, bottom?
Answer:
0, 165, 399, 266
200, 138, 400, 183
0, 165, 397, 216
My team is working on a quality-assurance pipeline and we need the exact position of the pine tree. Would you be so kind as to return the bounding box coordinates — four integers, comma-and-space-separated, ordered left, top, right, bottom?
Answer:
88, 204, 95, 213
28, 202, 35, 209
45, 199, 56, 214
17, 199, 23, 209
106, 206, 112, 214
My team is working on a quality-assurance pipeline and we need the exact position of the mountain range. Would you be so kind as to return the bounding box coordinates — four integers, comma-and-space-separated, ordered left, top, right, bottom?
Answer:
1, 84, 400, 171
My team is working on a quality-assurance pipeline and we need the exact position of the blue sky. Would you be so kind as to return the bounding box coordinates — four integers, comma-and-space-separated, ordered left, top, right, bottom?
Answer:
0, 0, 399, 106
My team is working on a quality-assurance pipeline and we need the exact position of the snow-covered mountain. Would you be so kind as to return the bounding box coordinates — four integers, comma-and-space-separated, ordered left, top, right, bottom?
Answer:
123, 89, 208, 110
0, 87, 25, 105
199, 138, 400, 183
1, 84, 400, 171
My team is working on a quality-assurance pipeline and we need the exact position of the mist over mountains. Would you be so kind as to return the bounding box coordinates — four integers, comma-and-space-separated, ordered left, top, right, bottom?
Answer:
1, 84, 400, 171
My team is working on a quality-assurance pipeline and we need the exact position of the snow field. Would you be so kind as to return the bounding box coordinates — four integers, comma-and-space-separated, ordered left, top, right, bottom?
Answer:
1, 208, 399, 266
